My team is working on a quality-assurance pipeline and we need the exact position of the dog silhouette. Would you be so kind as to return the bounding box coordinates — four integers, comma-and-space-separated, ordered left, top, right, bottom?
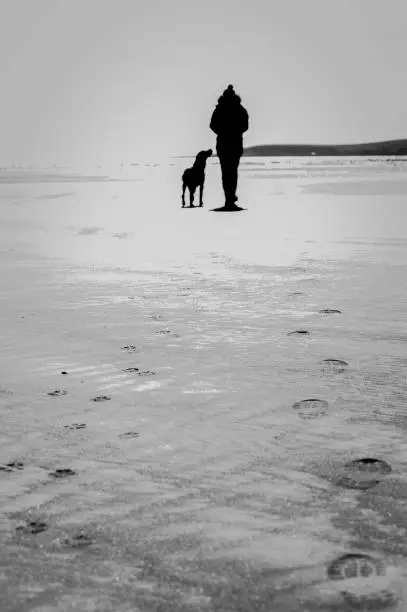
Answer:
182, 149, 212, 208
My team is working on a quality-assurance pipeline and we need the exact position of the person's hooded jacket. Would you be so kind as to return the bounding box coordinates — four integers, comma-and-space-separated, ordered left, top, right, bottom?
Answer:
210, 85, 249, 146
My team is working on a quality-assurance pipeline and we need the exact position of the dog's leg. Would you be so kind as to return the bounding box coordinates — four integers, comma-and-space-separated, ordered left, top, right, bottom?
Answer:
198, 182, 204, 207
189, 187, 195, 207
182, 181, 186, 207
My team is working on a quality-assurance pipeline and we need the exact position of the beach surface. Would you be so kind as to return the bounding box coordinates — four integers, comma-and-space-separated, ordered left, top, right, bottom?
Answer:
1, 156, 407, 611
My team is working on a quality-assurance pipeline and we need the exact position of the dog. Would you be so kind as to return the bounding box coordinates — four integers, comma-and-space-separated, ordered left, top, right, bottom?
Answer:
182, 149, 212, 208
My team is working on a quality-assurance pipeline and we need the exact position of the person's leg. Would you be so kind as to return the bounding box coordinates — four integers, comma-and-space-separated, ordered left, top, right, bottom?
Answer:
230, 146, 243, 204
218, 144, 242, 208
217, 151, 230, 204
228, 158, 238, 205
222, 155, 241, 207
217, 140, 243, 207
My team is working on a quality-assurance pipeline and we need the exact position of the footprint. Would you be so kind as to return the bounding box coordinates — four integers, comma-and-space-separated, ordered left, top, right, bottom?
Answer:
334, 458, 391, 490
64, 423, 86, 430
292, 398, 328, 420
49, 468, 77, 478
327, 554, 397, 609
65, 532, 94, 548
122, 367, 139, 373
273, 432, 288, 441
118, 431, 140, 439
112, 232, 131, 239
321, 359, 348, 373
138, 370, 156, 376
344, 458, 392, 476
342, 589, 397, 609
91, 395, 111, 402
335, 476, 381, 490
47, 389, 67, 397
0, 460, 24, 472
121, 345, 138, 352
319, 308, 342, 315
327, 553, 386, 580
16, 520, 48, 535
77, 226, 101, 236
154, 329, 180, 338
287, 330, 310, 336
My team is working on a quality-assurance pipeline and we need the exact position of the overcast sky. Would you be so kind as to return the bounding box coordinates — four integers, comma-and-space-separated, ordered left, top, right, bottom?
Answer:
0, 0, 406, 165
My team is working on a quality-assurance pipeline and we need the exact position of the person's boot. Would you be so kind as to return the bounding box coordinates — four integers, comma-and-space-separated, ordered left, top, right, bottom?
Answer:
224, 194, 239, 210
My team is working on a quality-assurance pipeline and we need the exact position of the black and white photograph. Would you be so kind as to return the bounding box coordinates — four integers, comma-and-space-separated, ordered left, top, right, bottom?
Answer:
1, 1, 407, 610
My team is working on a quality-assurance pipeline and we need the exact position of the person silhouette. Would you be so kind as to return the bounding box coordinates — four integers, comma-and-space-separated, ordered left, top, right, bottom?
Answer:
210, 85, 249, 210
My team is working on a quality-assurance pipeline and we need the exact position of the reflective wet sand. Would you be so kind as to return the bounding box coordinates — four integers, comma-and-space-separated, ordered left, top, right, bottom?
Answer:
1, 157, 407, 610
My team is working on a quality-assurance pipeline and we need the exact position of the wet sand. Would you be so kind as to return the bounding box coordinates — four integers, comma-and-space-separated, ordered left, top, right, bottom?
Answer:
1, 157, 407, 610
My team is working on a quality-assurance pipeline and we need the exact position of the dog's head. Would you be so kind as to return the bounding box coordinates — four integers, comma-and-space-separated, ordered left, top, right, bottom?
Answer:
195, 149, 213, 165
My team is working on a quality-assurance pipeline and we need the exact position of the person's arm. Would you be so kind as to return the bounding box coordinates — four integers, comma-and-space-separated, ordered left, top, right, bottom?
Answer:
210, 107, 220, 135
241, 107, 249, 134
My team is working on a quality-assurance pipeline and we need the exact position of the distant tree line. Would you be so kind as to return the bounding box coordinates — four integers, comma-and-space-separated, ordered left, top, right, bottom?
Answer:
243, 139, 407, 156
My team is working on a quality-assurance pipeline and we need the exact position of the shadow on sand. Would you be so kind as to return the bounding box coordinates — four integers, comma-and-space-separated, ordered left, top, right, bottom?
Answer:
210, 205, 246, 212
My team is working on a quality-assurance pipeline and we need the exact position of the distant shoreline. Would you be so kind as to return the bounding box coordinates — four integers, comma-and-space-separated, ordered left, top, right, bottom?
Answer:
243, 139, 407, 157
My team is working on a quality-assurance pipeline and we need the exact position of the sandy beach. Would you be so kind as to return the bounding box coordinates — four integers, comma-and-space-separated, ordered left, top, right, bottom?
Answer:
1, 156, 407, 611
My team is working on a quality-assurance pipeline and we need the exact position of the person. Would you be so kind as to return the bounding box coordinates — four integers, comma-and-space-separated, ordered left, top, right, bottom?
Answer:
210, 85, 249, 210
